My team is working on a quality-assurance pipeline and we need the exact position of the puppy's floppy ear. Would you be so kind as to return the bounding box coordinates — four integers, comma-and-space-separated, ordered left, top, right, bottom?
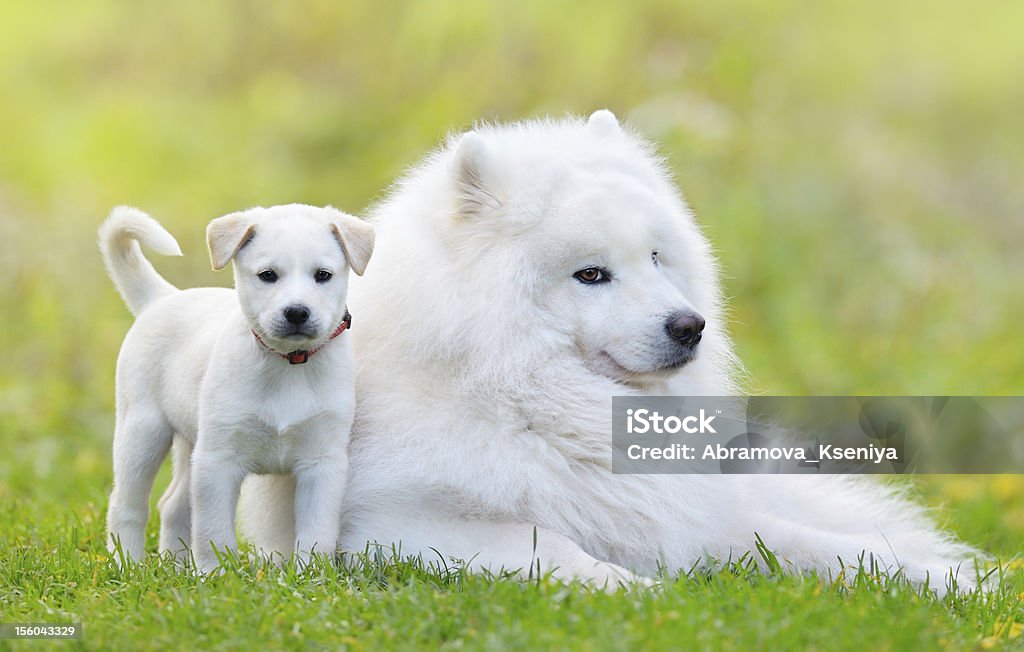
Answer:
453, 131, 502, 219
326, 208, 375, 276
586, 109, 622, 136
207, 211, 256, 271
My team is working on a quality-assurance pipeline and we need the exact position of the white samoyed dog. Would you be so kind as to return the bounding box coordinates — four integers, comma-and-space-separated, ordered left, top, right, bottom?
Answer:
241, 111, 980, 591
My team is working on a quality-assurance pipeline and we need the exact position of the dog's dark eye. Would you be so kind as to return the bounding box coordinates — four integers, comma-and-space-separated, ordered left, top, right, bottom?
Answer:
652, 251, 659, 266
258, 270, 278, 283
573, 267, 610, 285
314, 269, 333, 283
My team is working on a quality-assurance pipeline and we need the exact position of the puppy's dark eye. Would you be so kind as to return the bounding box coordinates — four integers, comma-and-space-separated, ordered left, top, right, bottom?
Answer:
573, 267, 610, 284
652, 251, 659, 266
257, 270, 278, 283
314, 269, 333, 283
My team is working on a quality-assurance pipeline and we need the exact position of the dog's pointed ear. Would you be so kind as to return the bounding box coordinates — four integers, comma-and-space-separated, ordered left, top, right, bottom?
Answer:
207, 212, 256, 271
586, 109, 621, 136
453, 131, 501, 219
327, 209, 375, 276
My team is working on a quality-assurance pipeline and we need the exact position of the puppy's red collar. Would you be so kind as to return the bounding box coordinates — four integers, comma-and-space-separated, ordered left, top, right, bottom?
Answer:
252, 311, 351, 365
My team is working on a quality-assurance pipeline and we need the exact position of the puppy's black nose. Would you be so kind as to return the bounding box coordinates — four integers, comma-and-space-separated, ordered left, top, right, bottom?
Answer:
284, 305, 310, 325
665, 310, 705, 347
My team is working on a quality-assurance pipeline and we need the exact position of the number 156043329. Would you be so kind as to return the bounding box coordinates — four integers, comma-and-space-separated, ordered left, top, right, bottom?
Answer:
1, 623, 82, 639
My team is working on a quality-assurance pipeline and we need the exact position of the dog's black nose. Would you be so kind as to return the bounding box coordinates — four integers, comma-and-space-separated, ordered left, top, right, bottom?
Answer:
665, 310, 705, 347
284, 305, 310, 325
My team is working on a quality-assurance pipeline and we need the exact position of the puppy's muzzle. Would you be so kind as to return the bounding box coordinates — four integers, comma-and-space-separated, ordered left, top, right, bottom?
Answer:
254, 310, 352, 364
284, 305, 311, 325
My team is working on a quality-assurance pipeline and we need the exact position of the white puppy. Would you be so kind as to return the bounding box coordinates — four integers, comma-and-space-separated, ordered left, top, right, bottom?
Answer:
99, 204, 374, 573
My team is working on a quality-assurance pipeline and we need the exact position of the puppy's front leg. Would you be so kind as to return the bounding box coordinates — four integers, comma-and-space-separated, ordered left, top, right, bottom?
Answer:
190, 446, 246, 574
292, 454, 348, 565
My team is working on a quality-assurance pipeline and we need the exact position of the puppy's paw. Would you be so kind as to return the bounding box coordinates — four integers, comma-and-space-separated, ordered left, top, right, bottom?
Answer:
292, 549, 312, 569
107, 534, 145, 570
193, 554, 223, 576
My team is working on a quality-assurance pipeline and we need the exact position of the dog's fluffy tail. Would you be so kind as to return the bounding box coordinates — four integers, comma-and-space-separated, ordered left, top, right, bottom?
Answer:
98, 206, 182, 316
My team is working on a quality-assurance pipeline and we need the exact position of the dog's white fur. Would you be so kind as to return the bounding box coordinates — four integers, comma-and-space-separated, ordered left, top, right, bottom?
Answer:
240, 112, 980, 591
101, 204, 373, 572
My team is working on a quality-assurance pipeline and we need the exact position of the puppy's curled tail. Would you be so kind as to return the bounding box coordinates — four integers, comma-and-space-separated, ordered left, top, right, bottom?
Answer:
98, 206, 182, 316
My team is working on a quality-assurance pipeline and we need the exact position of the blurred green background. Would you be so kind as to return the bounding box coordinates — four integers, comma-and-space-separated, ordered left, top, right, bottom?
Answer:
0, 1, 1022, 551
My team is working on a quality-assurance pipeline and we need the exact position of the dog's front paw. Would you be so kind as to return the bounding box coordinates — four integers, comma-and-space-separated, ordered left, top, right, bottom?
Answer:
590, 561, 656, 591
553, 559, 656, 592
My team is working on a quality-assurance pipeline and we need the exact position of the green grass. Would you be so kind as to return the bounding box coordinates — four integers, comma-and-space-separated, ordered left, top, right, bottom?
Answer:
1, 496, 1022, 651
1, 0, 1023, 649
